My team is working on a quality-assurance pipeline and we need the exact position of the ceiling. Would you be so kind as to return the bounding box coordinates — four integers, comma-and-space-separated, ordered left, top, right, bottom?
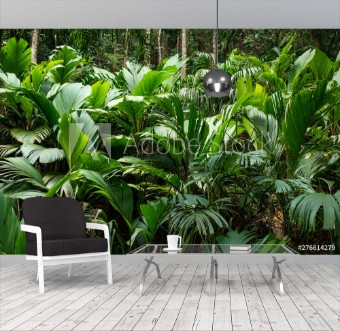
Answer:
0, 0, 339, 29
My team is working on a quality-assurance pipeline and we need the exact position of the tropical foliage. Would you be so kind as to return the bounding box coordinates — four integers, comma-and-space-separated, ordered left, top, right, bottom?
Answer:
0, 32, 339, 254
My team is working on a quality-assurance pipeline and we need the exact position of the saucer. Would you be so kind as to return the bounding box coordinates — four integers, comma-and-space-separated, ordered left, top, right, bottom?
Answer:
163, 247, 183, 252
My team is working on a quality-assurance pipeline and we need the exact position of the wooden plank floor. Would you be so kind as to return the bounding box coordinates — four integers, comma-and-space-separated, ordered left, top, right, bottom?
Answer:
0, 262, 339, 331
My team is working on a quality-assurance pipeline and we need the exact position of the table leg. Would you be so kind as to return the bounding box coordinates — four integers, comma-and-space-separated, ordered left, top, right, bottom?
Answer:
210, 257, 218, 296
139, 256, 161, 295
272, 257, 286, 294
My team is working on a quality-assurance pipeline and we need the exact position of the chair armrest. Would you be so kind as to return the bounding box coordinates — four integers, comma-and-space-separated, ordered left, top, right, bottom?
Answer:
20, 224, 43, 258
21, 224, 41, 235
86, 223, 109, 240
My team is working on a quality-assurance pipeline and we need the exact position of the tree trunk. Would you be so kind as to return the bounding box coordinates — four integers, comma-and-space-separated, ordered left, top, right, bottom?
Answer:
157, 29, 162, 65
96, 30, 102, 67
237, 30, 244, 52
112, 46, 117, 72
226, 30, 235, 56
31, 29, 40, 64
162, 32, 167, 60
144, 29, 151, 66
198, 30, 204, 52
53, 32, 58, 49
274, 30, 280, 46
212, 29, 217, 65
181, 29, 187, 78
123, 29, 129, 67
176, 35, 180, 54
311, 31, 322, 49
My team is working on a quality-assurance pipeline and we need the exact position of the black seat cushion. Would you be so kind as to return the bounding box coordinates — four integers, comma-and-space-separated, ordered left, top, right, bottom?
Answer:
22, 197, 86, 242
26, 238, 108, 256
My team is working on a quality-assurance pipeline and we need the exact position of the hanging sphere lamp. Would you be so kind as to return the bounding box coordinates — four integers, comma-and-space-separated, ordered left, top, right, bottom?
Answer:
203, 68, 232, 98
203, 0, 232, 98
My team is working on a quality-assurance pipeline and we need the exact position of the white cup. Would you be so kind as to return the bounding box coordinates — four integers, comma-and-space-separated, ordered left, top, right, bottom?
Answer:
167, 235, 182, 250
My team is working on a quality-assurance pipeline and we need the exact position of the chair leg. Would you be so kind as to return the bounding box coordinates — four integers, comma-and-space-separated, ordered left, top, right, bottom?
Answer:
38, 259, 44, 294
36, 266, 39, 281
68, 264, 73, 277
107, 253, 113, 284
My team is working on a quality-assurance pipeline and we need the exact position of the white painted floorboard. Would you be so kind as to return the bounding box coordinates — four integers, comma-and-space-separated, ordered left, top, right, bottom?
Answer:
0, 262, 339, 331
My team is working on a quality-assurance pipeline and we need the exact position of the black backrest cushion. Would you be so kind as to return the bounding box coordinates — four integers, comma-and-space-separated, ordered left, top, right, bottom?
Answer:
22, 197, 86, 242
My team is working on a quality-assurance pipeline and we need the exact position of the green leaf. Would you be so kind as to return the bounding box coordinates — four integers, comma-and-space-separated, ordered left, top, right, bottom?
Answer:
10, 126, 50, 144
290, 192, 340, 235
129, 227, 145, 248
140, 197, 168, 235
108, 96, 148, 134
332, 69, 340, 85
28, 60, 63, 92
92, 66, 116, 81
0, 157, 45, 188
119, 156, 182, 191
88, 80, 111, 108
274, 180, 292, 194
282, 81, 327, 175
0, 191, 20, 253
0, 71, 21, 86
44, 170, 81, 197
210, 93, 252, 154
71, 110, 100, 152
58, 113, 89, 169
166, 194, 228, 241
53, 83, 92, 115
80, 152, 121, 172
9, 86, 60, 128
0, 38, 31, 77
122, 61, 149, 92
21, 144, 65, 164
271, 34, 295, 77
105, 134, 135, 159
288, 49, 315, 92
217, 229, 256, 245
15, 228, 26, 254
156, 96, 185, 133
247, 107, 278, 152
308, 49, 334, 81
132, 70, 173, 96
49, 45, 81, 83
80, 170, 133, 224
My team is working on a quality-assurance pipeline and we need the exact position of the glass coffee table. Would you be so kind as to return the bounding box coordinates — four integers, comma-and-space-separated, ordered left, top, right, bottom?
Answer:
129, 244, 298, 295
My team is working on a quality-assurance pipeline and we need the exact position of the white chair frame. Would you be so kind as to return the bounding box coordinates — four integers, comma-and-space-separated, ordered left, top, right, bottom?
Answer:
21, 222, 113, 294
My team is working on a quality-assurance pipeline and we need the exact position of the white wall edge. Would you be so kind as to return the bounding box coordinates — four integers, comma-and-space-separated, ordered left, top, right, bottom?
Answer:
0, 0, 339, 29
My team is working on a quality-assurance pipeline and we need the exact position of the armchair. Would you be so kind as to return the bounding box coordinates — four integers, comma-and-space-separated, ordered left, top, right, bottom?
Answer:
21, 197, 113, 293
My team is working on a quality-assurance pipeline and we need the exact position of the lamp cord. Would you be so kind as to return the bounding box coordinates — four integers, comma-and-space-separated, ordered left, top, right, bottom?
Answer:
216, 0, 219, 66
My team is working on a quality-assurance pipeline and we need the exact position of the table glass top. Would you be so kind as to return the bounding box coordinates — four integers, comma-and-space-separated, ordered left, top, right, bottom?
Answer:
130, 244, 298, 254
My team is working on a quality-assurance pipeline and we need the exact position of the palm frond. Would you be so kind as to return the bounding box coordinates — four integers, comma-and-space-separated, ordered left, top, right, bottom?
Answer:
0, 157, 45, 188
0, 145, 19, 158
295, 153, 329, 179
232, 150, 267, 168
282, 81, 328, 176
165, 194, 229, 242
122, 61, 149, 93
10, 126, 51, 143
217, 229, 257, 245
119, 156, 182, 192
20, 144, 65, 164
290, 192, 340, 235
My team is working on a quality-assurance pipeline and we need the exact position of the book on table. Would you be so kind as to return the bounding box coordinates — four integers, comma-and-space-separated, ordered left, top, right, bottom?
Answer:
230, 244, 251, 252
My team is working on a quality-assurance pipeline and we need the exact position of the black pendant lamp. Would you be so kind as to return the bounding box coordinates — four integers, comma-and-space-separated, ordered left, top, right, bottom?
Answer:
203, 0, 232, 98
